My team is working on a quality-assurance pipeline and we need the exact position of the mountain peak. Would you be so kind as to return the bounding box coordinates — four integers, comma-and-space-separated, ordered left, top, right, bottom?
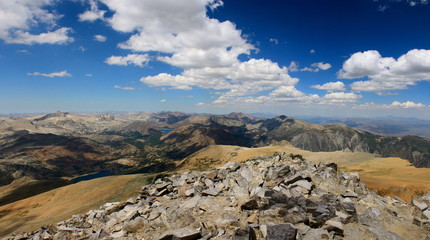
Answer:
6, 154, 429, 239
33, 111, 70, 121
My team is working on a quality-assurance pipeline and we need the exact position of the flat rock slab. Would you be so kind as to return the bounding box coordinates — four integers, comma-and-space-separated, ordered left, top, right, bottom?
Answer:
202, 188, 221, 196
159, 227, 201, 240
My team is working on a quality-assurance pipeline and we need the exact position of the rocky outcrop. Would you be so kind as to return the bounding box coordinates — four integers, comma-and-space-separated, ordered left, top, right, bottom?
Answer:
33, 111, 70, 122
4, 154, 429, 240
98, 114, 115, 121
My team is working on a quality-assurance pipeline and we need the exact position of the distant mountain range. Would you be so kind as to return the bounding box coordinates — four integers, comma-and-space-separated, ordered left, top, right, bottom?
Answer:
1, 111, 430, 190
298, 116, 430, 139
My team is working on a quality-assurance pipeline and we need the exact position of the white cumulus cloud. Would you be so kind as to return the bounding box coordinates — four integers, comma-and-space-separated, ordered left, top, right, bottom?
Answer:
269, 38, 279, 45
92, 0, 332, 105
0, 0, 73, 45
300, 62, 332, 72
354, 101, 427, 109
391, 101, 425, 108
7, 28, 73, 45
337, 50, 394, 79
288, 61, 299, 72
312, 81, 346, 92
339, 49, 430, 94
322, 92, 362, 103
312, 62, 332, 71
94, 34, 107, 42
28, 70, 72, 78
114, 85, 136, 91
105, 54, 150, 67
269, 86, 305, 98
78, 0, 106, 22
141, 74, 202, 90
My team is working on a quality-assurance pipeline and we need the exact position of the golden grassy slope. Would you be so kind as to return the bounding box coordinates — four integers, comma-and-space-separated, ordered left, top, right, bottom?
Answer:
0, 174, 153, 237
178, 144, 430, 202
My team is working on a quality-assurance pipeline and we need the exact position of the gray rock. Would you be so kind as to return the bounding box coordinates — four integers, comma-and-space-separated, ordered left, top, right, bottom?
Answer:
215, 213, 239, 227
233, 226, 256, 240
159, 227, 201, 240
240, 167, 254, 183
182, 195, 201, 209
204, 178, 214, 187
266, 224, 297, 240
111, 230, 126, 238
230, 184, 249, 199
241, 199, 259, 210
349, 172, 360, 181
148, 207, 163, 220
412, 199, 428, 211
202, 188, 221, 196
302, 228, 331, 240
342, 191, 358, 198
324, 219, 344, 236
290, 179, 313, 191
155, 182, 169, 190
424, 210, 430, 220
311, 204, 336, 227
221, 162, 240, 171
341, 202, 357, 222
185, 188, 195, 197
284, 173, 309, 185
123, 217, 145, 232
89, 229, 109, 240
236, 175, 250, 190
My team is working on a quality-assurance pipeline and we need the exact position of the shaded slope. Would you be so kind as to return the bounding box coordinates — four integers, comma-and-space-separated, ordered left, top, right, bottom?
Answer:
0, 131, 137, 185
159, 123, 252, 159
104, 121, 162, 137
0, 178, 69, 206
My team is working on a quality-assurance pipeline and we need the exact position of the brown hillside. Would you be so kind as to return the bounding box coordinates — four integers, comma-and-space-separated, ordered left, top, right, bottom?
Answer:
0, 174, 153, 237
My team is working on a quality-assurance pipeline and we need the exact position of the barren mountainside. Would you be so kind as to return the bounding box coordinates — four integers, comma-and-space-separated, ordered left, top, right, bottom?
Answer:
1, 111, 430, 190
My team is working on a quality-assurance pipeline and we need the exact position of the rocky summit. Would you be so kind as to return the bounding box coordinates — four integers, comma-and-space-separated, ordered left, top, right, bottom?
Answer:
4, 154, 430, 240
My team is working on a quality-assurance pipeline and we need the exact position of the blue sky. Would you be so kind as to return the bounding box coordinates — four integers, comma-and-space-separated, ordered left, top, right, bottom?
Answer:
1, 0, 430, 118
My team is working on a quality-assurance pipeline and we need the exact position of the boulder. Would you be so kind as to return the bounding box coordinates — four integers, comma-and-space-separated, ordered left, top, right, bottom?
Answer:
264, 224, 297, 240
159, 227, 201, 240
202, 188, 221, 196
